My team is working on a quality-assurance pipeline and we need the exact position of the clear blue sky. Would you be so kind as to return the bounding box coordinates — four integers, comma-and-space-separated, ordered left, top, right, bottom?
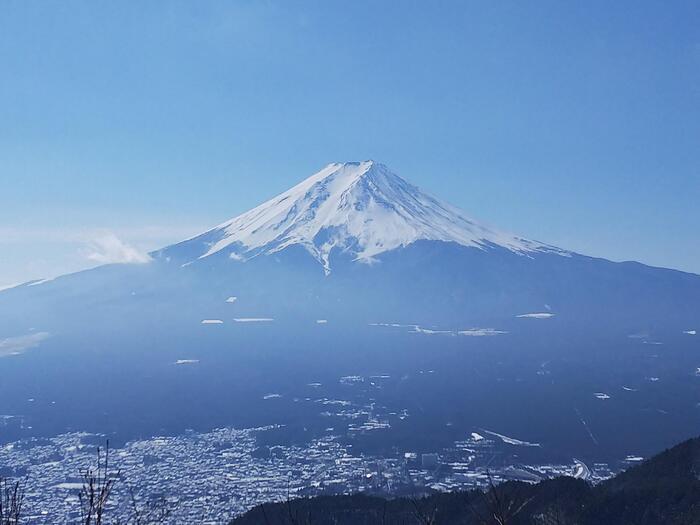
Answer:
1, 0, 699, 286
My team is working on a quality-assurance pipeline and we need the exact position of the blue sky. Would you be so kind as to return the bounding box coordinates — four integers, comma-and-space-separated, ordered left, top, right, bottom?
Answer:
1, 0, 699, 286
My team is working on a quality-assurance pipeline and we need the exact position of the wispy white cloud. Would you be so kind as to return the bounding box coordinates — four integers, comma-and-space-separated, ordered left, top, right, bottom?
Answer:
0, 332, 51, 357
82, 233, 152, 264
0, 224, 207, 285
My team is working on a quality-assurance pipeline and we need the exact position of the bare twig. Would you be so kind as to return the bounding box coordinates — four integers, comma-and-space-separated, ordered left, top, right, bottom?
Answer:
409, 496, 437, 525
125, 484, 173, 524
466, 471, 535, 525
79, 441, 120, 525
0, 477, 25, 525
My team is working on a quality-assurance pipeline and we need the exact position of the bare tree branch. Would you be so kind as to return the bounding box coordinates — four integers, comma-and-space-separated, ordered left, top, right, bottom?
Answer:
0, 477, 25, 525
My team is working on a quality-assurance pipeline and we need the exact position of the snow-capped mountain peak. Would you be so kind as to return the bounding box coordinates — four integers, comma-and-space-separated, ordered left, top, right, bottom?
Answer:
166, 161, 561, 272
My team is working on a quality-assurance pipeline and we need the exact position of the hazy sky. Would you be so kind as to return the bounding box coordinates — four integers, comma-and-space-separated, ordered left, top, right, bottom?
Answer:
1, 0, 699, 286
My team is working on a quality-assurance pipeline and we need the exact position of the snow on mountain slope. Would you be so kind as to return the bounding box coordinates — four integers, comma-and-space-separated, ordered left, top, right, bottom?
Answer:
169, 161, 566, 272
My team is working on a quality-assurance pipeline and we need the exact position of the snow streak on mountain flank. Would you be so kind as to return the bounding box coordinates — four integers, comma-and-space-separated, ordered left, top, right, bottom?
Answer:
176, 161, 563, 272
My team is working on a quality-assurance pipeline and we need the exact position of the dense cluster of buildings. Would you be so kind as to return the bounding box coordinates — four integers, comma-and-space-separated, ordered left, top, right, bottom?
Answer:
0, 424, 617, 524
0, 374, 622, 523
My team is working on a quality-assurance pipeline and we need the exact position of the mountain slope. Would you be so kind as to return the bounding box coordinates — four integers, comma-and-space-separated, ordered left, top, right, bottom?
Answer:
156, 161, 564, 272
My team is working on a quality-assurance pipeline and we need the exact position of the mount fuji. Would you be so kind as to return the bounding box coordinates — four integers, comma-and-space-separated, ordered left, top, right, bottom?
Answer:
2, 159, 699, 333
121, 159, 695, 330
1, 161, 699, 459
158, 161, 564, 273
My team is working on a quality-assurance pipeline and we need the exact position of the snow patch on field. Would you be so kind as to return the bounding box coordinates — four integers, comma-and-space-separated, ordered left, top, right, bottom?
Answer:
413, 326, 452, 335
53, 482, 85, 490
263, 393, 282, 400
458, 328, 508, 336
517, 312, 555, 319
370, 323, 507, 337
175, 359, 199, 365
340, 375, 363, 385
481, 429, 541, 447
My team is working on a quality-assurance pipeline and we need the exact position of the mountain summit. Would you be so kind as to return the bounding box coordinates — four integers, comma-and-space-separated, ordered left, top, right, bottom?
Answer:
164, 161, 561, 272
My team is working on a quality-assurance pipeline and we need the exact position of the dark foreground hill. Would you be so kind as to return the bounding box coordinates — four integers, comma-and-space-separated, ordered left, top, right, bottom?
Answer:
232, 435, 700, 525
